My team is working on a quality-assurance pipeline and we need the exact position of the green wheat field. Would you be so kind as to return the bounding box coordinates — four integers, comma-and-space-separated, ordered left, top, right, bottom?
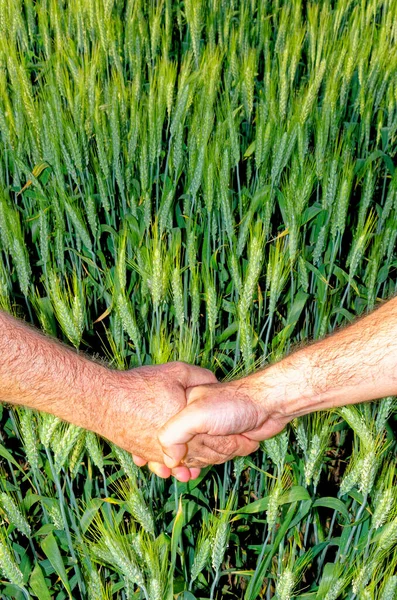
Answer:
0, 0, 397, 598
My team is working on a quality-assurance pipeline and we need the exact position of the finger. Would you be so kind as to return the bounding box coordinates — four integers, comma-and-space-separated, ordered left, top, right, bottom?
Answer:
188, 467, 201, 480
201, 434, 259, 459
163, 444, 188, 469
159, 399, 233, 468
159, 403, 208, 468
132, 455, 147, 467
159, 386, 261, 468
242, 416, 287, 442
147, 462, 172, 478
225, 436, 258, 458
160, 394, 258, 449
159, 403, 208, 449
234, 439, 260, 457
181, 456, 210, 468
180, 434, 259, 469
171, 466, 192, 482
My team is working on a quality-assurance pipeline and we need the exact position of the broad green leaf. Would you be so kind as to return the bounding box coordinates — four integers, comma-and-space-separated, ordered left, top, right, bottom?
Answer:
280, 486, 311, 505
100, 224, 118, 237
285, 291, 309, 327
313, 497, 350, 521
41, 533, 71, 597
244, 140, 256, 158
330, 306, 355, 322
2, 585, 25, 599
30, 563, 52, 600
33, 524, 55, 537
21, 493, 42, 512
236, 486, 309, 515
300, 206, 323, 226
216, 321, 238, 344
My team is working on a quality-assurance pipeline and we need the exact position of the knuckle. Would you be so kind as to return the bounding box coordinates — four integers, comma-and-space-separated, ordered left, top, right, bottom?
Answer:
173, 360, 187, 371
218, 438, 233, 455
239, 443, 259, 457
172, 360, 190, 379
163, 360, 183, 374
224, 436, 239, 454
204, 367, 218, 382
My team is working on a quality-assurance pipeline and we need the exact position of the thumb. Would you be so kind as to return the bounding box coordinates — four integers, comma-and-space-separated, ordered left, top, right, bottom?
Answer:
158, 398, 211, 468
158, 384, 260, 467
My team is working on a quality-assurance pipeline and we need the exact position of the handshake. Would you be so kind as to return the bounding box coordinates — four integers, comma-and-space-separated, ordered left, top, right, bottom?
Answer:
0, 310, 299, 477
2, 296, 395, 479
96, 361, 296, 482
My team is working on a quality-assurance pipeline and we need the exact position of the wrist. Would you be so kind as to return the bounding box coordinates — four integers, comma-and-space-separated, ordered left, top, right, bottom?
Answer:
59, 357, 114, 432
245, 352, 318, 420
88, 367, 148, 439
78, 363, 121, 433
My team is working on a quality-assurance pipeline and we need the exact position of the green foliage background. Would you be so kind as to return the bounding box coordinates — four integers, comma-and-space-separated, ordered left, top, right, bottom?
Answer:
0, 0, 397, 598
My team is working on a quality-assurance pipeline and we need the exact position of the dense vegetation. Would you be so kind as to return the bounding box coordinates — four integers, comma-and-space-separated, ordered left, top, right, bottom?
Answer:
0, 0, 397, 597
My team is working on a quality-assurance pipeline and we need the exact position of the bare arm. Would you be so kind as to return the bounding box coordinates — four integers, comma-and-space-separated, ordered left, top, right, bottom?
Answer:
159, 297, 397, 468
0, 311, 256, 481
274, 295, 397, 417
0, 310, 107, 426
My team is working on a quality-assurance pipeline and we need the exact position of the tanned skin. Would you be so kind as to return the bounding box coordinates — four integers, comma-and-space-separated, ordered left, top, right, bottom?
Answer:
3, 297, 397, 481
0, 311, 258, 482
158, 296, 397, 469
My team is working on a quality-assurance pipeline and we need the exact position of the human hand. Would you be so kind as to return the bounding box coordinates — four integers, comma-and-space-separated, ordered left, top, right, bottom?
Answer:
157, 293, 397, 472
93, 362, 258, 482
158, 373, 291, 469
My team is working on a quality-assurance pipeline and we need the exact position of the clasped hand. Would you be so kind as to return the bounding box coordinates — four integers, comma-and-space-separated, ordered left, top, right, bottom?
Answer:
96, 361, 289, 482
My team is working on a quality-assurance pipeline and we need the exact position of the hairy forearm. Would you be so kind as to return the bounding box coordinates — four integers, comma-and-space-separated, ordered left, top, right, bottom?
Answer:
256, 297, 397, 418
0, 311, 109, 429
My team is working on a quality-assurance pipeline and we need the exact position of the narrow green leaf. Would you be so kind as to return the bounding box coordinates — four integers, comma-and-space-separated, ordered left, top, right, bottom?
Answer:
171, 496, 184, 567
317, 562, 342, 598
80, 498, 103, 534
236, 496, 269, 514
285, 291, 309, 327
244, 502, 298, 599
166, 496, 185, 600
0, 442, 26, 474
288, 500, 312, 530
